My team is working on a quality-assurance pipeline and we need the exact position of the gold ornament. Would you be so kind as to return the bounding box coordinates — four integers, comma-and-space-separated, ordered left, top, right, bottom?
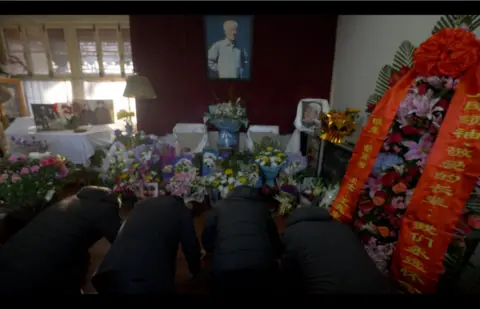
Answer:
318, 109, 360, 144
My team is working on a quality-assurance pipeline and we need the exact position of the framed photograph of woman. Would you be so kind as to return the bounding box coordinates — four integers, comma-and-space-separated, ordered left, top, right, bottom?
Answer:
0, 77, 28, 118
204, 15, 253, 80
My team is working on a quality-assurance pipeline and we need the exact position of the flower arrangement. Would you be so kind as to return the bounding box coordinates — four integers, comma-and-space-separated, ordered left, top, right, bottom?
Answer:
100, 140, 162, 198
365, 15, 480, 114
255, 147, 287, 168
301, 177, 326, 201
166, 158, 206, 204
202, 167, 259, 199
117, 109, 135, 135
0, 153, 73, 213
282, 154, 307, 175
204, 88, 249, 149
117, 109, 135, 125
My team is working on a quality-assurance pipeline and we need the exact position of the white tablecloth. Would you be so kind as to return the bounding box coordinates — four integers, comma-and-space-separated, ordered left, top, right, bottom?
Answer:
6, 118, 118, 166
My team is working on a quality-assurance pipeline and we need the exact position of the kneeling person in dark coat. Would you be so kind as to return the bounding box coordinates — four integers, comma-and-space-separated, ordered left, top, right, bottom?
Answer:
0, 186, 121, 294
202, 186, 283, 294
281, 207, 397, 294
92, 196, 201, 294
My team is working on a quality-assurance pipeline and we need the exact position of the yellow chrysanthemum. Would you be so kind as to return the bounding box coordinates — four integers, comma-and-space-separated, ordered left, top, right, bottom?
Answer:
239, 176, 247, 184
145, 175, 152, 181
266, 146, 273, 151
227, 184, 234, 190
215, 180, 220, 187
225, 168, 233, 175
121, 173, 128, 180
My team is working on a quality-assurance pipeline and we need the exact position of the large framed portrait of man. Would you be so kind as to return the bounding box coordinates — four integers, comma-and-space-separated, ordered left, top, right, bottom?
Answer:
204, 15, 253, 81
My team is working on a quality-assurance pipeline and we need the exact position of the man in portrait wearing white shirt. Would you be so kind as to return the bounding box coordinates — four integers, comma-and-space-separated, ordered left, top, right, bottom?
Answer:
207, 20, 249, 79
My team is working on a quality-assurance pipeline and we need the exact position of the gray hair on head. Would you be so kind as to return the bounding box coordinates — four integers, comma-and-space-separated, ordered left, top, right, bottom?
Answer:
223, 20, 238, 31
308, 102, 322, 114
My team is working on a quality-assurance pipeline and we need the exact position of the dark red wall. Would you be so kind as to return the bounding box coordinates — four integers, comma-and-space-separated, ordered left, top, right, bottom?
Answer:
130, 15, 337, 136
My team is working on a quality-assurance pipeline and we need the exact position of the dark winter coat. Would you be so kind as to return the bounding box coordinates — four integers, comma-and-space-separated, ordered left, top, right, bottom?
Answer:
202, 186, 283, 274
92, 196, 201, 294
0, 186, 121, 293
281, 207, 397, 294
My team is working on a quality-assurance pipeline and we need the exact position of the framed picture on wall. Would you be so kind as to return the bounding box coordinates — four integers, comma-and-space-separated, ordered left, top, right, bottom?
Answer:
0, 77, 28, 118
204, 15, 253, 81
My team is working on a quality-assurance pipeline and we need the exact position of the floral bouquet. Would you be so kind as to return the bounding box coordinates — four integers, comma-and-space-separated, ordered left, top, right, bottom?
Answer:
255, 147, 287, 187
300, 177, 326, 204
0, 153, 73, 216
202, 167, 259, 199
204, 91, 248, 149
317, 183, 340, 209
166, 158, 206, 205
100, 141, 161, 199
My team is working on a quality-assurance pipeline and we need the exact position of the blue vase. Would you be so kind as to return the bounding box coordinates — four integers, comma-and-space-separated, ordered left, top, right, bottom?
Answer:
125, 123, 133, 136
259, 165, 283, 187
213, 119, 242, 149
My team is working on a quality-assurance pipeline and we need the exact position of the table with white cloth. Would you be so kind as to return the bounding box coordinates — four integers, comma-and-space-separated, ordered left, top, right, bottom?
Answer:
5, 117, 118, 166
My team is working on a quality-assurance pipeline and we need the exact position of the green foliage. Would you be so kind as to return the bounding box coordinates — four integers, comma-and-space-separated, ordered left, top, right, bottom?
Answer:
432, 15, 480, 34
366, 65, 393, 107
252, 136, 282, 155
392, 41, 416, 71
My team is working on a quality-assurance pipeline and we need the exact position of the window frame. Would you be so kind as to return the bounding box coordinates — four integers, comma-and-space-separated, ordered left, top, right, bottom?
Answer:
0, 16, 132, 102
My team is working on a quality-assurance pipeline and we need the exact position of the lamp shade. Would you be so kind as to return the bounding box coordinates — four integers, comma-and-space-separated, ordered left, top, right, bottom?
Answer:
123, 74, 157, 99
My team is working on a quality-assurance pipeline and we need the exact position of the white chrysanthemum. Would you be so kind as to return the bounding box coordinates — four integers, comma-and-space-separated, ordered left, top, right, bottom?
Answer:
228, 177, 235, 184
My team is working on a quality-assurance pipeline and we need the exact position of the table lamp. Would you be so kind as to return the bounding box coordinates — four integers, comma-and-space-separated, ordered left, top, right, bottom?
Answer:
122, 74, 156, 135
123, 74, 156, 107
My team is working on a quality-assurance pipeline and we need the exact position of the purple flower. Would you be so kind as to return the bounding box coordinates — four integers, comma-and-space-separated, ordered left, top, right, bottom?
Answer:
8, 155, 18, 163
365, 177, 382, 199
402, 134, 433, 165
30, 165, 40, 173
114, 129, 122, 137
19, 167, 30, 175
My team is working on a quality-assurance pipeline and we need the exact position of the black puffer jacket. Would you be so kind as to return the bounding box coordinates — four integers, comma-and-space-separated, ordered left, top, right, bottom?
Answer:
202, 186, 283, 274
281, 207, 397, 294
92, 196, 201, 294
0, 186, 121, 294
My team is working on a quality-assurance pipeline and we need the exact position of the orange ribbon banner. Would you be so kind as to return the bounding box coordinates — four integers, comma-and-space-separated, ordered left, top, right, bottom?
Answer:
329, 69, 417, 223
330, 65, 480, 293
391, 66, 480, 294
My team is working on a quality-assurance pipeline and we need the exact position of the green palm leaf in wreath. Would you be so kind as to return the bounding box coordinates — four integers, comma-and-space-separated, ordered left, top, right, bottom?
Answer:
432, 15, 480, 34
392, 41, 416, 71
432, 15, 461, 34
366, 93, 382, 106
466, 15, 480, 32
364, 65, 393, 110
374, 64, 393, 97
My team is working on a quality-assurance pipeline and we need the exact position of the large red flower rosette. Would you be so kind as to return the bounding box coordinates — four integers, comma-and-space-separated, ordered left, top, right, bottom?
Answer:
414, 28, 480, 78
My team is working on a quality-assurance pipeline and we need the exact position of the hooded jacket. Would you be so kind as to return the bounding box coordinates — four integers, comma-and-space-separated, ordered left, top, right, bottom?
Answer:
281, 207, 397, 294
202, 186, 283, 274
0, 186, 121, 293
92, 196, 201, 294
